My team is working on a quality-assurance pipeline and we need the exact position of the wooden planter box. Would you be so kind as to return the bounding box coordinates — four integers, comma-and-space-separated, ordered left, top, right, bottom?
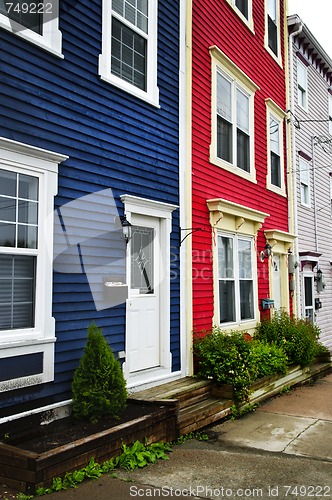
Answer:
211, 383, 235, 400
0, 403, 178, 494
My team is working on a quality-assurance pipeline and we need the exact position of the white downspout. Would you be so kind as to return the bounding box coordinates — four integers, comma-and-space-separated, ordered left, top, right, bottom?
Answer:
288, 18, 303, 318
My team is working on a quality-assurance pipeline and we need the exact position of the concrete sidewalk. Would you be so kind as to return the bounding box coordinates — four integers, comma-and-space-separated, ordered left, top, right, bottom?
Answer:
1, 373, 332, 499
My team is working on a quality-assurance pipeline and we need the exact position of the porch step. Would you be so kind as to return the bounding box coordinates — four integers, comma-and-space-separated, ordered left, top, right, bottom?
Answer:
130, 377, 213, 409
178, 396, 232, 435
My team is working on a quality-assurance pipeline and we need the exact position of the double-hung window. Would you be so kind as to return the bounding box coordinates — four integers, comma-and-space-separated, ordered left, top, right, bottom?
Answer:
217, 72, 251, 172
218, 234, 254, 325
269, 116, 281, 188
299, 157, 310, 206
297, 59, 308, 110
99, 0, 159, 106
210, 47, 258, 182
226, 0, 253, 28
266, 99, 285, 194
266, 0, 280, 60
0, 0, 62, 56
0, 138, 66, 392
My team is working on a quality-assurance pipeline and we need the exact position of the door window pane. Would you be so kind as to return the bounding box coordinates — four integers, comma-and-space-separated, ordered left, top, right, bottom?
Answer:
131, 225, 154, 294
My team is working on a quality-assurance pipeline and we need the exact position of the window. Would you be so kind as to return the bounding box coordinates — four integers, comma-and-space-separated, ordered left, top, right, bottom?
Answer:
329, 95, 332, 135
297, 59, 308, 110
218, 234, 254, 324
270, 116, 281, 187
266, 0, 279, 58
0, 0, 62, 56
210, 46, 259, 182
299, 157, 310, 206
99, 0, 159, 106
0, 137, 67, 391
226, 0, 253, 27
266, 99, 285, 194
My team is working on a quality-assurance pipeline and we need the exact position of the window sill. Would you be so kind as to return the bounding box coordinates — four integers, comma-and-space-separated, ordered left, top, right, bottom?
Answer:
0, 17, 63, 58
210, 153, 257, 184
225, 0, 255, 34
264, 45, 283, 69
266, 183, 286, 197
99, 72, 160, 108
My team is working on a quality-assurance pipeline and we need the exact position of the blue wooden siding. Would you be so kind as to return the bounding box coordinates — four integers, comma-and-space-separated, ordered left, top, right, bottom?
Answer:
0, 0, 180, 411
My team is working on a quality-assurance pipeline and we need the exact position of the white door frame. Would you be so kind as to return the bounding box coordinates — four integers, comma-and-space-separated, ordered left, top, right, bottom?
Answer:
120, 195, 177, 388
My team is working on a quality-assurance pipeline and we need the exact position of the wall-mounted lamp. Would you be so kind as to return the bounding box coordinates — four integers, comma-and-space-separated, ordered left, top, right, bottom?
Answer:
260, 244, 272, 262
120, 214, 132, 244
315, 268, 323, 282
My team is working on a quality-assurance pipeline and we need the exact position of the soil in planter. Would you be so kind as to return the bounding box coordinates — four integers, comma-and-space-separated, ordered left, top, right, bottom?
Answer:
7, 402, 162, 454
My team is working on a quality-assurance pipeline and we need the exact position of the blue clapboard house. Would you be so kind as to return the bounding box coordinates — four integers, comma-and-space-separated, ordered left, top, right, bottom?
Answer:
0, 0, 183, 420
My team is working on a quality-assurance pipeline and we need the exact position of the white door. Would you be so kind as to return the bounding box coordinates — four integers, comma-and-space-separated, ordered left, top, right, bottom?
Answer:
126, 214, 160, 373
273, 255, 281, 311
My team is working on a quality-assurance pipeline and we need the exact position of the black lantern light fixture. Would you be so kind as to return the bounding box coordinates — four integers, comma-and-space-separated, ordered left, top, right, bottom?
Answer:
120, 214, 132, 244
260, 243, 272, 262
315, 268, 323, 282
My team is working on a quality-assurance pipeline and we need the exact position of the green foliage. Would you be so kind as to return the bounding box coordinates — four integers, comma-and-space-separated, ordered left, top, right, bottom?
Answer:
249, 340, 288, 380
193, 327, 252, 402
230, 402, 258, 420
279, 385, 291, 394
174, 431, 209, 445
71, 322, 127, 423
255, 311, 321, 366
29, 441, 172, 497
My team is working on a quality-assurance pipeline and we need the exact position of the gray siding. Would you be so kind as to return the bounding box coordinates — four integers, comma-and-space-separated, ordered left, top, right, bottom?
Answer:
291, 38, 332, 350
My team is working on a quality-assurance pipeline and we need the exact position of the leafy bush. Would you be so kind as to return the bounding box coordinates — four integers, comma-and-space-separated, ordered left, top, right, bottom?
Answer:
193, 327, 252, 402
255, 311, 321, 367
249, 341, 288, 380
72, 322, 127, 423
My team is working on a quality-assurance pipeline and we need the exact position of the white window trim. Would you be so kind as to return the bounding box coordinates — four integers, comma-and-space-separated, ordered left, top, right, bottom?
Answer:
264, 0, 282, 66
266, 98, 286, 195
0, 137, 67, 391
99, 0, 159, 107
209, 46, 259, 184
217, 232, 257, 328
299, 157, 311, 207
207, 198, 269, 333
0, 2, 63, 57
225, 0, 254, 32
297, 58, 308, 111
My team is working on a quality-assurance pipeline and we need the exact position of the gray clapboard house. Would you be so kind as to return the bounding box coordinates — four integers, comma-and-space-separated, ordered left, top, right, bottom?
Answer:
288, 15, 332, 351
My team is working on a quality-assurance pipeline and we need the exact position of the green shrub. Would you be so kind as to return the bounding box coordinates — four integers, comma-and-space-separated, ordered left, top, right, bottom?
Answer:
249, 341, 288, 380
193, 327, 252, 402
255, 311, 321, 367
72, 322, 127, 423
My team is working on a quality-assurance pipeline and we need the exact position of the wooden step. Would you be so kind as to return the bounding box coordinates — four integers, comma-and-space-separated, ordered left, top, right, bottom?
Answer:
130, 377, 212, 409
178, 396, 232, 435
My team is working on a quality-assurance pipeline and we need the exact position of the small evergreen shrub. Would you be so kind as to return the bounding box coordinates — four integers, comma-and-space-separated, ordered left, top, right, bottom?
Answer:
255, 311, 321, 367
72, 322, 127, 423
249, 341, 288, 380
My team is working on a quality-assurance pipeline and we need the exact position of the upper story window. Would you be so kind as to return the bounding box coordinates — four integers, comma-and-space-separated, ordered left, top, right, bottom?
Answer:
329, 95, 332, 135
299, 157, 310, 207
99, 0, 159, 107
266, 0, 281, 61
266, 99, 285, 195
210, 46, 259, 183
0, 0, 62, 56
226, 0, 253, 29
297, 59, 308, 110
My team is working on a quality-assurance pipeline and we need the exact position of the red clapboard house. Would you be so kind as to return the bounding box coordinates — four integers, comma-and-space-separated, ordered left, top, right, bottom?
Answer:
190, 0, 296, 337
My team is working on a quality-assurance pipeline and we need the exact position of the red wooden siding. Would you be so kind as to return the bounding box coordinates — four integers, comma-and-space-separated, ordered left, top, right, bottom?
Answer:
192, 0, 289, 332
